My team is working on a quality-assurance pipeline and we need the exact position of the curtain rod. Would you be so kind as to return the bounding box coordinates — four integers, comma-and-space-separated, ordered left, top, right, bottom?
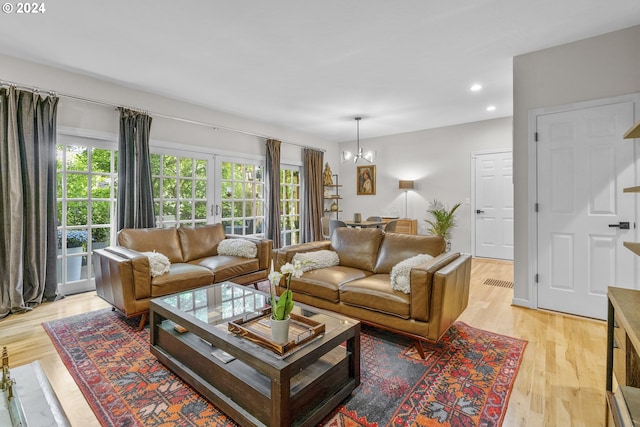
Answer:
0, 78, 325, 152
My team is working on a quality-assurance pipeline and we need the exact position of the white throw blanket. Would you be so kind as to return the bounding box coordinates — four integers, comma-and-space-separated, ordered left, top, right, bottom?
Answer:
293, 250, 340, 272
390, 254, 433, 293
142, 251, 171, 277
217, 239, 258, 258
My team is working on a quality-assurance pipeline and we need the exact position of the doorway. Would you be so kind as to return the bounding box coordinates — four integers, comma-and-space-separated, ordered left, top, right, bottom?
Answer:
535, 98, 638, 319
472, 149, 514, 260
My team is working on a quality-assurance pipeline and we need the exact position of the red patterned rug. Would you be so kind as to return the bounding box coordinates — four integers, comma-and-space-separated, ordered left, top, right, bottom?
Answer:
43, 309, 526, 427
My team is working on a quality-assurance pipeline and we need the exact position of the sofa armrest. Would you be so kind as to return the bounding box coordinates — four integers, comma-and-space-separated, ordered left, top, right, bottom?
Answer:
273, 241, 332, 271
428, 253, 472, 340
225, 235, 273, 271
408, 252, 462, 322
93, 247, 152, 317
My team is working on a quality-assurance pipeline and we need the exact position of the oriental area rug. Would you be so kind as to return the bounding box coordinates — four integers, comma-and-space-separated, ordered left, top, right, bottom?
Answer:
43, 309, 526, 427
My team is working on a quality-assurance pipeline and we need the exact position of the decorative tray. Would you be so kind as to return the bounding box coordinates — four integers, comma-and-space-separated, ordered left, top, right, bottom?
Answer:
228, 308, 325, 356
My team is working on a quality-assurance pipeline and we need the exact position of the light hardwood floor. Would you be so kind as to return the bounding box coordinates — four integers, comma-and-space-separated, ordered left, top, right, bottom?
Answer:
1, 258, 606, 426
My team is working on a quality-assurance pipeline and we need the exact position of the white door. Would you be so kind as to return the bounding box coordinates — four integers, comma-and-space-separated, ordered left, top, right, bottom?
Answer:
473, 150, 514, 260
536, 101, 637, 319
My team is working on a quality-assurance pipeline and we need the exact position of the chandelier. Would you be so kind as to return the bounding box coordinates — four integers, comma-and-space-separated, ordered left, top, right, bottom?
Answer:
343, 117, 375, 163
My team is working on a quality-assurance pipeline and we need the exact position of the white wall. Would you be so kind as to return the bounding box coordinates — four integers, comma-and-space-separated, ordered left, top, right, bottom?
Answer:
337, 117, 513, 253
513, 25, 640, 306
0, 54, 338, 163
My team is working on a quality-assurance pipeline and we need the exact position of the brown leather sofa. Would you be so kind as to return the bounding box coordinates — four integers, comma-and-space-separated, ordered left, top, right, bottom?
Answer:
93, 224, 272, 329
273, 227, 471, 357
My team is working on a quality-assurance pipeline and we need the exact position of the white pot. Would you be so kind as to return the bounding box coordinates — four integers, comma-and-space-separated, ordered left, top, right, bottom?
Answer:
270, 316, 290, 344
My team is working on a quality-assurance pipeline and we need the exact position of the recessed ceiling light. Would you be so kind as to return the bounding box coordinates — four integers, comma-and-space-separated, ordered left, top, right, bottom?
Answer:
470, 84, 482, 92
486, 105, 496, 112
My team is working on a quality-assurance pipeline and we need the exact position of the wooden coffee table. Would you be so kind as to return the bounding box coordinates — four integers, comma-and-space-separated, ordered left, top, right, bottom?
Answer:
149, 282, 360, 427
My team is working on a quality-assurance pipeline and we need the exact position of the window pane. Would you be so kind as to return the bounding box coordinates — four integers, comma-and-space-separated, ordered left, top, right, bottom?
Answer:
91, 201, 111, 225
57, 174, 63, 198
163, 201, 176, 217
233, 202, 243, 217
66, 173, 89, 198
66, 201, 88, 226
92, 148, 111, 173
66, 146, 88, 171
180, 180, 193, 198
195, 180, 206, 198
195, 160, 207, 178
152, 177, 160, 195
91, 174, 112, 198
221, 201, 231, 217
164, 155, 177, 175
150, 154, 161, 175
233, 164, 243, 180
91, 227, 110, 246
180, 158, 193, 177
223, 182, 232, 198
222, 163, 231, 180
195, 201, 207, 220
180, 201, 193, 220
163, 178, 176, 198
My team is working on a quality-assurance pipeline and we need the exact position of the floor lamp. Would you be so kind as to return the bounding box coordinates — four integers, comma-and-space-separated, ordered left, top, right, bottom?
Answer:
399, 180, 414, 218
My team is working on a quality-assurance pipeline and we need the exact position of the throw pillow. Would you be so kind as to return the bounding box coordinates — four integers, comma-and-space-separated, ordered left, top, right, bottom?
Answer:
293, 250, 340, 272
390, 254, 433, 293
217, 239, 258, 258
142, 251, 171, 277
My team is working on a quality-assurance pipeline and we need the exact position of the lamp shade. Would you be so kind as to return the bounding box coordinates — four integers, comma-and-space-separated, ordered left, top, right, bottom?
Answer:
399, 180, 414, 190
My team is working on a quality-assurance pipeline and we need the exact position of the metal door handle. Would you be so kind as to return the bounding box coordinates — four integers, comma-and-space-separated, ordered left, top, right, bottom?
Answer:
609, 222, 630, 229
476, 209, 485, 214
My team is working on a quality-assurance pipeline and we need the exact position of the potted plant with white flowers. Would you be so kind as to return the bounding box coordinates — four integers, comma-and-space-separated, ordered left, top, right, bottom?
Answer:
268, 261, 305, 344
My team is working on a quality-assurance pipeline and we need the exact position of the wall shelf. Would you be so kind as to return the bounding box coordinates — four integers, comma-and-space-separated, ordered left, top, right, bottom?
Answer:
323, 174, 341, 220
624, 118, 640, 139
607, 118, 640, 427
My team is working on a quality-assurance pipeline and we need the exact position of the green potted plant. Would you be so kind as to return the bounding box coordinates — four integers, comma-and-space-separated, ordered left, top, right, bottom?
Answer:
268, 261, 304, 343
425, 199, 461, 250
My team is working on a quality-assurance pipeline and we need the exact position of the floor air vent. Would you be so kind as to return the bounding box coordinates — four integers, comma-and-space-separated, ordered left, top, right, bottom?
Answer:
483, 278, 514, 288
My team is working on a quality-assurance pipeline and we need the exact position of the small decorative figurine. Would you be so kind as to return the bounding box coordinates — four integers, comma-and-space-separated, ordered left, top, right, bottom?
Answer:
323, 163, 333, 186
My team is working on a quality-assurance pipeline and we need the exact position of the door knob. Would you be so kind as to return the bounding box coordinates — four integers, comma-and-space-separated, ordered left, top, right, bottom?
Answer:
476, 209, 485, 214
609, 222, 630, 230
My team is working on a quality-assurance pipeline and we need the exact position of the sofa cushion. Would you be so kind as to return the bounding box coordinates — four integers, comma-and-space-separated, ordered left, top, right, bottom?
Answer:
217, 238, 258, 258
390, 254, 433, 293
150, 263, 214, 297
340, 274, 411, 319
331, 228, 383, 272
178, 224, 226, 261
374, 233, 446, 273
141, 251, 171, 277
195, 256, 260, 282
118, 228, 184, 263
293, 250, 340, 272
289, 266, 371, 303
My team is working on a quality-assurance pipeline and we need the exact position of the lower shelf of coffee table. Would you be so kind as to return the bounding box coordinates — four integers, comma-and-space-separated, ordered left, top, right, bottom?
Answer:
151, 321, 356, 427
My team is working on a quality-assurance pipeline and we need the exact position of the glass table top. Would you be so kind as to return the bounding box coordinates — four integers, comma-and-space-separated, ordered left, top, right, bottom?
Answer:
155, 281, 354, 337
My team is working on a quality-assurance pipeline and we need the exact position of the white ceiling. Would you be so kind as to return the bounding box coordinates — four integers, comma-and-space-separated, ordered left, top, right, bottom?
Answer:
0, 0, 638, 142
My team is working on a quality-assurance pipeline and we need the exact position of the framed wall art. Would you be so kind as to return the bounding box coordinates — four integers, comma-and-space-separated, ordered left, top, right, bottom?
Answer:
356, 165, 376, 195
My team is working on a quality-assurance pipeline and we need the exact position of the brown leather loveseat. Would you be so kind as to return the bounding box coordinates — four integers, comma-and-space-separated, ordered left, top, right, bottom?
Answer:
273, 227, 470, 357
93, 224, 272, 328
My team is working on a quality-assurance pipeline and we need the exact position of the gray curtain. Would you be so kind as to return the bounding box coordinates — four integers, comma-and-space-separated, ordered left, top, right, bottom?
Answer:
265, 139, 282, 248
0, 87, 60, 319
117, 108, 154, 230
301, 148, 324, 242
